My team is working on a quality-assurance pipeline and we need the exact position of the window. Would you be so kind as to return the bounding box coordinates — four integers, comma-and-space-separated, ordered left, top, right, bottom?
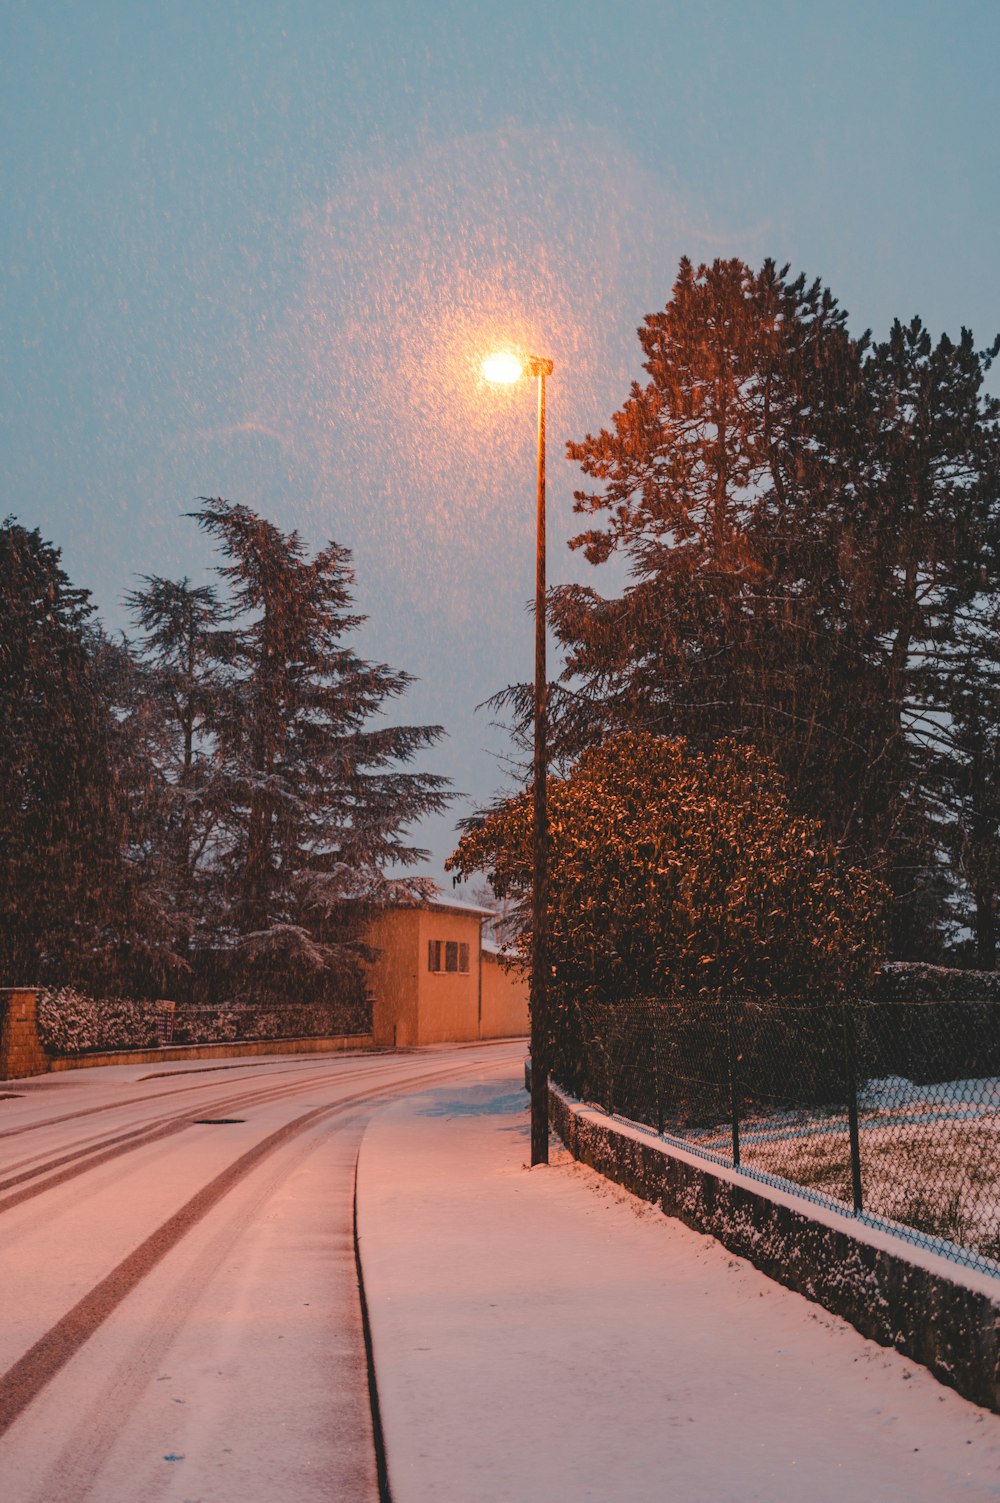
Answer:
428, 939, 470, 974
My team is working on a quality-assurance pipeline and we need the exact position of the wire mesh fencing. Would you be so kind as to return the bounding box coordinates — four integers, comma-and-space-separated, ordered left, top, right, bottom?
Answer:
550, 994, 1000, 1274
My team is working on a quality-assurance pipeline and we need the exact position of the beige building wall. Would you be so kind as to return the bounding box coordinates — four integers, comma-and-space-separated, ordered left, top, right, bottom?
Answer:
366, 907, 422, 1047
480, 951, 529, 1038
415, 909, 482, 1044
365, 903, 493, 1046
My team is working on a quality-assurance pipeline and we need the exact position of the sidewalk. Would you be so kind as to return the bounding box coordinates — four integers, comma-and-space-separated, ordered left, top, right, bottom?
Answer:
355, 1056, 1000, 1503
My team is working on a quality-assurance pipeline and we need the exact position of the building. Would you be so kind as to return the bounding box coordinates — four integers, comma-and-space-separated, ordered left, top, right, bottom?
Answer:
364, 897, 528, 1047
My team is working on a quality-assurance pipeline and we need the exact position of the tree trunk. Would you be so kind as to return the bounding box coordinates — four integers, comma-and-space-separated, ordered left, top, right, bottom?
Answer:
975, 883, 997, 970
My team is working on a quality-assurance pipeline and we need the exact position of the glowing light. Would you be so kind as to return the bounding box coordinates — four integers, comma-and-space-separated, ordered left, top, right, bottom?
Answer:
481, 352, 525, 385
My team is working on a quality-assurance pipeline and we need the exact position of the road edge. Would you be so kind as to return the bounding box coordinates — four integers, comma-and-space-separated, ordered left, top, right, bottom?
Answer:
354, 1139, 394, 1503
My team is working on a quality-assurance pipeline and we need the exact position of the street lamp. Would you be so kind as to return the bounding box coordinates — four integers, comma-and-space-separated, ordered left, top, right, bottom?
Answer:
482, 350, 554, 1166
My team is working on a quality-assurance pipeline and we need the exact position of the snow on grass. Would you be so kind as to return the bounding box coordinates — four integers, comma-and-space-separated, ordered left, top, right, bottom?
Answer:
635, 1076, 1000, 1269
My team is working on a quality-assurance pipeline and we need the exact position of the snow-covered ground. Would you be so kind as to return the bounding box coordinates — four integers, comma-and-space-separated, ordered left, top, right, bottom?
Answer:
357, 1061, 1000, 1503
0, 1045, 518, 1503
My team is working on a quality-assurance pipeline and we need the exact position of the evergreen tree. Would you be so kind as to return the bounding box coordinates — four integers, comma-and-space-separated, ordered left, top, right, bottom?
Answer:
547, 259, 896, 872
553, 259, 877, 793
540, 259, 1000, 960
0, 519, 170, 989
946, 634, 1000, 966
126, 576, 228, 955
858, 320, 1000, 957
183, 498, 451, 997
448, 733, 886, 1005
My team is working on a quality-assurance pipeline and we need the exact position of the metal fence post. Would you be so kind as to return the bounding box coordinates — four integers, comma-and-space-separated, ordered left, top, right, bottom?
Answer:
843, 1000, 864, 1215
605, 1031, 614, 1117
652, 1004, 665, 1135
725, 995, 741, 1169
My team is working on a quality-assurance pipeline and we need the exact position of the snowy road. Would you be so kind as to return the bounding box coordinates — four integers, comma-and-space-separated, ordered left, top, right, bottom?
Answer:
0, 1043, 521, 1502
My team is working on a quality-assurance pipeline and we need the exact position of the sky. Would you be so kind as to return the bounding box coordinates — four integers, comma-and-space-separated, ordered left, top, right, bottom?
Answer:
3, 0, 999, 883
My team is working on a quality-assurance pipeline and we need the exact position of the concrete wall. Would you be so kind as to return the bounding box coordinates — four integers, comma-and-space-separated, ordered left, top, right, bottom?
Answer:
549, 1082, 1000, 1413
365, 907, 485, 1045
48, 1033, 374, 1072
479, 951, 529, 1038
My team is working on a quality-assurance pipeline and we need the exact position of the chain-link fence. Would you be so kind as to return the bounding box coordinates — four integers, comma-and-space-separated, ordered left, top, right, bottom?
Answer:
551, 995, 1000, 1273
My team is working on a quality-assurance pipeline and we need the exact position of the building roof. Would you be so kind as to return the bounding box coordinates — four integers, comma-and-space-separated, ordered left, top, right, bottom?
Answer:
390, 893, 496, 922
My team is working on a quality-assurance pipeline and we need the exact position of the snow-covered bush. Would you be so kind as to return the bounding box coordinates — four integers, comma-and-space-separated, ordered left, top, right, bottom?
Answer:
450, 734, 887, 1118
36, 988, 370, 1055
37, 988, 161, 1054
873, 963, 1000, 1003
170, 1003, 357, 1043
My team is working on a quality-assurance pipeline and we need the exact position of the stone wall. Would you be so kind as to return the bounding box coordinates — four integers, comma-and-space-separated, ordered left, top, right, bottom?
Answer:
0, 988, 375, 1080
48, 1033, 376, 1073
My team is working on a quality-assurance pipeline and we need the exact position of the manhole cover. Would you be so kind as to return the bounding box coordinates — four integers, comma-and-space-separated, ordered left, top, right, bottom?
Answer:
192, 1118, 246, 1125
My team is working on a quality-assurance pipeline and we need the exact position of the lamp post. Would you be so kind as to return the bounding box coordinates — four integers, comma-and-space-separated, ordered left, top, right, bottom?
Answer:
482, 350, 554, 1166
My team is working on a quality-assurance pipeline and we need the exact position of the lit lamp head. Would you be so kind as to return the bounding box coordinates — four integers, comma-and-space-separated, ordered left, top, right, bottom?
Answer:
482, 352, 554, 384
481, 352, 525, 385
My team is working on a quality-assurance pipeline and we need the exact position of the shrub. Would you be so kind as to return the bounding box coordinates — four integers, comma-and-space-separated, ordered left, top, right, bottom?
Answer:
873, 962, 1000, 1004
36, 989, 370, 1054
37, 988, 161, 1054
450, 735, 886, 1109
449, 734, 887, 1007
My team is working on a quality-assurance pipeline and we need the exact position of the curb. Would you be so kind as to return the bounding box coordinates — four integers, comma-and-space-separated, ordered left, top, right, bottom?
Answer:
354, 1140, 394, 1503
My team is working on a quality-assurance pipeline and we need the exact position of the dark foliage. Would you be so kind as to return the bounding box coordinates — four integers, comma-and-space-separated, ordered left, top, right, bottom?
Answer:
0, 519, 176, 990
131, 498, 452, 1001
872, 962, 1000, 1004
495, 258, 1000, 961
2, 502, 450, 1003
448, 731, 886, 1016
125, 574, 228, 958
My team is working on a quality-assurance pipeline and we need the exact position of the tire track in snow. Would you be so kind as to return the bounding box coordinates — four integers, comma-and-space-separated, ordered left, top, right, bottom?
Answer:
0, 1054, 495, 1437
16, 1116, 374, 1503
0, 1058, 397, 1212
0, 1052, 382, 1142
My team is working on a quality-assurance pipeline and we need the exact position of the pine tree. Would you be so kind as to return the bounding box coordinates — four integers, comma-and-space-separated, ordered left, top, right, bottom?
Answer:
549, 261, 891, 839
861, 321, 1000, 958
126, 576, 228, 957
543, 260, 1000, 959
0, 519, 170, 989
946, 634, 1000, 966
184, 498, 451, 999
